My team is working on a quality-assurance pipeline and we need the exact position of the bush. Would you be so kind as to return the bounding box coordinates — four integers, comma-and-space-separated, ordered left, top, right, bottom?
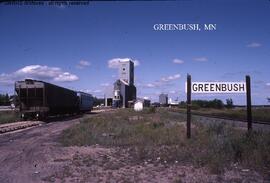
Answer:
226, 98, 234, 108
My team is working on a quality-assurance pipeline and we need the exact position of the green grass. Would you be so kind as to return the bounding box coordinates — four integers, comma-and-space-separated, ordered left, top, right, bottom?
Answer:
60, 108, 270, 174
61, 108, 185, 146
0, 110, 20, 124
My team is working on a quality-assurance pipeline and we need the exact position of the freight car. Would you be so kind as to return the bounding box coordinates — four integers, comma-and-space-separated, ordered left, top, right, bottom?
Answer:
15, 79, 94, 119
77, 91, 94, 112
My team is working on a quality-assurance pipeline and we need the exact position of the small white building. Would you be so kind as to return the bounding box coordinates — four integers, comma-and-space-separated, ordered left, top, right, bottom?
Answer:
134, 101, 143, 111
168, 98, 180, 107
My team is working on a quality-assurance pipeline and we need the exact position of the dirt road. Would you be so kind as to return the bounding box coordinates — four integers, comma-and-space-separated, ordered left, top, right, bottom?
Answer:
0, 116, 80, 183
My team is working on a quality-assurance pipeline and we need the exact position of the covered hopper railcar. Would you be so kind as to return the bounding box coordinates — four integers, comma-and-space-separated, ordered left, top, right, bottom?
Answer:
77, 91, 94, 112
15, 79, 93, 119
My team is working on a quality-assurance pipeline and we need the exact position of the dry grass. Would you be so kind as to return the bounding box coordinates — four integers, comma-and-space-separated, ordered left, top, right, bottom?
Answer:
60, 108, 270, 174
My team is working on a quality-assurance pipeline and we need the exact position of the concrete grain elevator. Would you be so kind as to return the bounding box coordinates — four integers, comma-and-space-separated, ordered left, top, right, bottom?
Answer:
113, 60, 136, 108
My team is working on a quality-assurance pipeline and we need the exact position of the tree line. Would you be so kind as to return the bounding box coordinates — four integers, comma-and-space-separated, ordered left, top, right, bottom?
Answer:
179, 98, 234, 109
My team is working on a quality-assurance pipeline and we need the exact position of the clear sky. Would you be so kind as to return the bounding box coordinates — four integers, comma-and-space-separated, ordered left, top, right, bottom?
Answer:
0, 0, 269, 104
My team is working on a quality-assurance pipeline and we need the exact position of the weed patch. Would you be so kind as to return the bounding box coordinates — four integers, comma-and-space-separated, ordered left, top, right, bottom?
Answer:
60, 109, 270, 174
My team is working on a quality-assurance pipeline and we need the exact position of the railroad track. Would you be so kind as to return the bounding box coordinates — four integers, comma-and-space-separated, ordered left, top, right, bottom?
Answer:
190, 113, 270, 125
0, 121, 43, 134
0, 109, 110, 134
172, 110, 270, 126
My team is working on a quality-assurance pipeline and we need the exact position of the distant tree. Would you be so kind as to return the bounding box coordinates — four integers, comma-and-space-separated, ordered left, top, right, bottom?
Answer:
5, 94, 9, 103
226, 98, 234, 109
0, 95, 2, 105
0, 93, 10, 106
267, 98, 270, 103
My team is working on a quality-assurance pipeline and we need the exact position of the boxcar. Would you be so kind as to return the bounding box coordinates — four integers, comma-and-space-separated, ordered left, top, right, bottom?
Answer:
15, 79, 79, 119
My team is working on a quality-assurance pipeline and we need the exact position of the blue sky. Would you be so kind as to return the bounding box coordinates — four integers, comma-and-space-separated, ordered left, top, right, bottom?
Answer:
0, 0, 269, 104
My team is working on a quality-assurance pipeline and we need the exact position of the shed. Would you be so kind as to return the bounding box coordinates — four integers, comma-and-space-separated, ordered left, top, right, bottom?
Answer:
134, 101, 143, 111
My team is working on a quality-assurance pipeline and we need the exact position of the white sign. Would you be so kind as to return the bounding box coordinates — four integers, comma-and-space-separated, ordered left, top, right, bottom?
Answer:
185, 82, 246, 94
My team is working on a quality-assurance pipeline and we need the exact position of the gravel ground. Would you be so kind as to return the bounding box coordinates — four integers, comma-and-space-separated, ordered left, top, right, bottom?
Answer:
0, 114, 269, 183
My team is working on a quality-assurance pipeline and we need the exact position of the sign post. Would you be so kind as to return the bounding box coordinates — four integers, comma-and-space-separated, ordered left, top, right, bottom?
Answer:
186, 74, 191, 139
185, 75, 252, 136
246, 75, 252, 131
